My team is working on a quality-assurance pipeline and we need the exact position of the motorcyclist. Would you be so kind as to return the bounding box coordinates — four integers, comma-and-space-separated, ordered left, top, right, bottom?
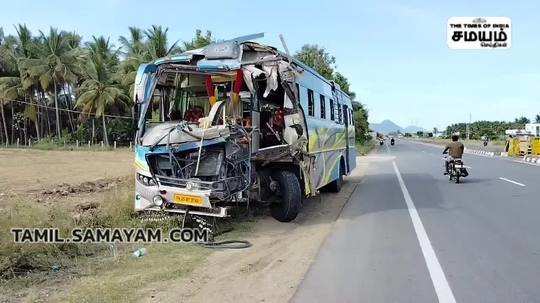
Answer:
443, 134, 464, 175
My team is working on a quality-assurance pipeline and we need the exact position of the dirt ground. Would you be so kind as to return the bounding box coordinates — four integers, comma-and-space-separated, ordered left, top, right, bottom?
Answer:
141, 159, 368, 303
1, 148, 369, 303
0, 148, 133, 197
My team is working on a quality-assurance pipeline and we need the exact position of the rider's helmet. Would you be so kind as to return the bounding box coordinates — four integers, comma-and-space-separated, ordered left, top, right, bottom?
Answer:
451, 134, 459, 141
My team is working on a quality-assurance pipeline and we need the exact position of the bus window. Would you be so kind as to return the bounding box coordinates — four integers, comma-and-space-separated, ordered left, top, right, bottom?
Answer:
320, 95, 326, 119
307, 89, 314, 116
329, 99, 335, 121
343, 104, 348, 125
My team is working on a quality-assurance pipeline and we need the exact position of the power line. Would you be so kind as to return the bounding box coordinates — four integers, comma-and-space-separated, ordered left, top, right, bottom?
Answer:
7, 99, 134, 120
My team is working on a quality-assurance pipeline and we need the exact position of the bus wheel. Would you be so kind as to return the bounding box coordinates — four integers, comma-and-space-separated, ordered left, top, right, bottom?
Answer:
327, 165, 344, 193
270, 170, 301, 222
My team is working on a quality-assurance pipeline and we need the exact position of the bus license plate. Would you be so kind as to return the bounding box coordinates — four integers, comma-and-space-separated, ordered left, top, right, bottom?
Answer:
173, 194, 203, 206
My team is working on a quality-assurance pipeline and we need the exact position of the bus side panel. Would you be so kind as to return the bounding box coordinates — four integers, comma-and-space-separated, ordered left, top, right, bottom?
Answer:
347, 145, 357, 173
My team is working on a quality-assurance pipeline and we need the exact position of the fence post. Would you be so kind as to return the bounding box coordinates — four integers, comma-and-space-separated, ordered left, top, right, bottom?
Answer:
88, 141, 91, 148
16, 138, 19, 148
76, 140, 79, 148
129, 142, 132, 150
101, 141, 104, 148
114, 141, 117, 149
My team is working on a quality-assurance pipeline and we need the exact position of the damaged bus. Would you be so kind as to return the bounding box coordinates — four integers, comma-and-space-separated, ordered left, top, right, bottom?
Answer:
133, 34, 356, 222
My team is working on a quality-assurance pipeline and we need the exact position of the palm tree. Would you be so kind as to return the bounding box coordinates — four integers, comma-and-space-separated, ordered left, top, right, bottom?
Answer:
19, 28, 84, 138
0, 29, 20, 144
119, 27, 145, 57
12, 24, 42, 140
86, 35, 119, 67
76, 55, 128, 146
0, 77, 22, 144
144, 25, 181, 60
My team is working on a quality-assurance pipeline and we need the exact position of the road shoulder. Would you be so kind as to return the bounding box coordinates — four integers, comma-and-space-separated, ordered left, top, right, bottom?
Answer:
141, 158, 368, 303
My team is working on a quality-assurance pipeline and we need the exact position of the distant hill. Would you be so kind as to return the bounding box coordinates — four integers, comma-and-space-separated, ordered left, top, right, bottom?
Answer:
369, 119, 425, 134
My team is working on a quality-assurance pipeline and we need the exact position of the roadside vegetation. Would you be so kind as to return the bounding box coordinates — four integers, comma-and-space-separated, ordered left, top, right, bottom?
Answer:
0, 176, 254, 301
1, 26, 370, 149
0, 26, 369, 300
0, 26, 215, 148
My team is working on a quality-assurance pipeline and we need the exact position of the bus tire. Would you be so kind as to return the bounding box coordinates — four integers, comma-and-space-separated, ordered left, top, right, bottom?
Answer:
327, 164, 344, 193
270, 170, 301, 222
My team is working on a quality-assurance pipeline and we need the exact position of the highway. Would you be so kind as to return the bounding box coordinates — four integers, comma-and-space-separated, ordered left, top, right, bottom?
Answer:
293, 139, 540, 303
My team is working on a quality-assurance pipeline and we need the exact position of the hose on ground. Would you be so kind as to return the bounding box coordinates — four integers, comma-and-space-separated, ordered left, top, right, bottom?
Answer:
199, 240, 252, 249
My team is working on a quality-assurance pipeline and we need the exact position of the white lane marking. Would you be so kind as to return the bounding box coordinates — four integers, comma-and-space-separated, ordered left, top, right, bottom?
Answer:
392, 161, 457, 303
498, 177, 526, 187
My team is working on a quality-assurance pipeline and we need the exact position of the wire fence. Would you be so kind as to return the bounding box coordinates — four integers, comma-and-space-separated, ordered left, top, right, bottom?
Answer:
2, 137, 134, 151
7, 98, 135, 120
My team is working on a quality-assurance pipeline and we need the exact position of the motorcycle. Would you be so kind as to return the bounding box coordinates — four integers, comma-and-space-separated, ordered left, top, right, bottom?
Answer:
379, 139, 384, 146
390, 138, 395, 146
444, 155, 468, 184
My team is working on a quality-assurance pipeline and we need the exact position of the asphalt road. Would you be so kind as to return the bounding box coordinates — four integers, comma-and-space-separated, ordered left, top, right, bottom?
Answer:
292, 139, 540, 303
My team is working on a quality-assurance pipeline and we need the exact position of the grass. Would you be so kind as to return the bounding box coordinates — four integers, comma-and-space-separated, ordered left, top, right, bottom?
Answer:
0, 182, 256, 301
356, 139, 376, 156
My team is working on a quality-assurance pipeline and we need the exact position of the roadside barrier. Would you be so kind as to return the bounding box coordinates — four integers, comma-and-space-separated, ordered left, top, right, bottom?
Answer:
523, 155, 540, 164
464, 148, 495, 157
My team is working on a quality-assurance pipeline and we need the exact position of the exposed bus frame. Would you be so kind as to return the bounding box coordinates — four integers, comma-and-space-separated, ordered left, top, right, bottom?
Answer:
133, 34, 356, 222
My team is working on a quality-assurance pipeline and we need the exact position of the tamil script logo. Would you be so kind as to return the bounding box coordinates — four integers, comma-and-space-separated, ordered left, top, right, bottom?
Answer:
447, 17, 511, 49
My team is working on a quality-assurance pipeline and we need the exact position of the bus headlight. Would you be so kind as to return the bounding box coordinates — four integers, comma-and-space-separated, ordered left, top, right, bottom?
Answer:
153, 195, 164, 206
137, 173, 157, 186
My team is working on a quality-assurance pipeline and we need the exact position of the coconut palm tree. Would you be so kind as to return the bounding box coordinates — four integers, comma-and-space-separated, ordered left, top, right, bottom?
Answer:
12, 24, 43, 140
86, 35, 119, 68
19, 28, 84, 138
76, 55, 128, 146
0, 77, 22, 144
144, 25, 181, 60
119, 27, 145, 57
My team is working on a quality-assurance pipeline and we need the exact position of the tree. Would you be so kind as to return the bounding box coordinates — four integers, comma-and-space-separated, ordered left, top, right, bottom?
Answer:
119, 27, 145, 57
144, 25, 180, 60
0, 77, 22, 144
13, 24, 42, 140
76, 55, 128, 146
294, 44, 335, 80
514, 116, 530, 125
183, 29, 214, 51
86, 36, 119, 67
295, 44, 357, 100
333, 72, 356, 100
353, 102, 370, 143
535, 114, 540, 123
20, 28, 84, 138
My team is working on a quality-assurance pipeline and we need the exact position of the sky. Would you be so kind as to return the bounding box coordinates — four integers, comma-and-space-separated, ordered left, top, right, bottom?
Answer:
1, 0, 539, 130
